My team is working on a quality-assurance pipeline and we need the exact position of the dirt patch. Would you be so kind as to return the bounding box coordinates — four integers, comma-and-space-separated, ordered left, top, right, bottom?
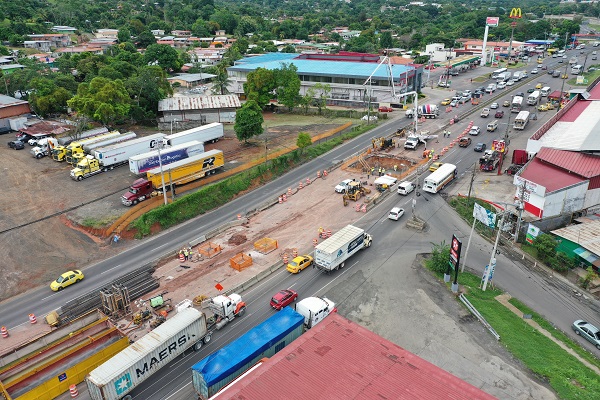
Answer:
228, 234, 247, 246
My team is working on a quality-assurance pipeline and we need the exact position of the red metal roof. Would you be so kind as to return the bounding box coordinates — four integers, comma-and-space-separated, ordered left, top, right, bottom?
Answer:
560, 99, 588, 122
536, 147, 600, 178
520, 157, 586, 193
588, 79, 600, 99
218, 313, 497, 400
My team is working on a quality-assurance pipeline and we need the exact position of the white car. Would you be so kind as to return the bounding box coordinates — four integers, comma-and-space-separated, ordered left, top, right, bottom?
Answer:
361, 115, 378, 121
388, 207, 405, 221
397, 181, 415, 195
531, 68, 539, 74
506, 79, 516, 86
490, 102, 499, 109
496, 81, 507, 89
469, 126, 481, 136
335, 179, 353, 193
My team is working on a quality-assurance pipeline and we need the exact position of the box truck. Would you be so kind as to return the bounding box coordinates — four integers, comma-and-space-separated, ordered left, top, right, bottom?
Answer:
163, 122, 224, 146
314, 225, 372, 272
191, 307, 304, 400
121, 150, 225, 206
128, 140, 205, 175
70, 133, 165, 180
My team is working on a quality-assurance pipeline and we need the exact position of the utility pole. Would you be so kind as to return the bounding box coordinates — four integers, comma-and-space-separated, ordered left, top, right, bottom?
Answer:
514, 182, 526, 243
467, 162, 477, 201
558, 32, 570, 114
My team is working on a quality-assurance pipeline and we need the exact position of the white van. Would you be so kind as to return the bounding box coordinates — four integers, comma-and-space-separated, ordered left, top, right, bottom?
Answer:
540, 86, 551, 97
486, 120, 499, 132
295, 297, 336, 329
485, 83, 497, 93
397, 181, 416, 195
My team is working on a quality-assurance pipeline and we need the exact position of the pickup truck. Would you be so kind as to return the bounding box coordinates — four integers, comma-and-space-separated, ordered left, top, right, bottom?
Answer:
480, 108, 490, 118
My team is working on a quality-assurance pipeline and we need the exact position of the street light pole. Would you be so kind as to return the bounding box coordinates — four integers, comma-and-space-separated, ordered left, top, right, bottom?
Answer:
557, 33, 570, 114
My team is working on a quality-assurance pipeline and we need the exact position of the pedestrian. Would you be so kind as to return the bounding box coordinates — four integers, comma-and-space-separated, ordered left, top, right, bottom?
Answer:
382, 168, 386, 176
371, 166, 375, 176
183, 248, 189, 261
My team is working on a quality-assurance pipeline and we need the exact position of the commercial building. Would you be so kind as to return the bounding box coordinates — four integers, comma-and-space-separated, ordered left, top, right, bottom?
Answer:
158, 94, 240, 127
227, 52, 424, 106
0, 95, 32, 133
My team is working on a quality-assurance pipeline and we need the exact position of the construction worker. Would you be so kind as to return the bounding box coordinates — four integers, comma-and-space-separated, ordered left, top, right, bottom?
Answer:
371, 167, 375, 176
382, 167, 386, 176
183, 248, 189, 261
394, 165, 397, 172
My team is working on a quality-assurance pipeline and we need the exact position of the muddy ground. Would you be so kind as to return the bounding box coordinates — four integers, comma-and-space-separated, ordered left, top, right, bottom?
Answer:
0, 114, 354, 301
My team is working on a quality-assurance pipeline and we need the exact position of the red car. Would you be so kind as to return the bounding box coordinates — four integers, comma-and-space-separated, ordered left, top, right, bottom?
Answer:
495, 110, 504, 118
270, 289, 298, 310
378, 106, 393, 112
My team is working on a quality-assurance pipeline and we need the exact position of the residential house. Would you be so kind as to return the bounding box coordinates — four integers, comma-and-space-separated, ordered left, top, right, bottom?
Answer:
24, 41, 51, 52
28, 34, 71, 48
95, 29, 119, 39
167, 73, 216, 88
51, 26, 77, 34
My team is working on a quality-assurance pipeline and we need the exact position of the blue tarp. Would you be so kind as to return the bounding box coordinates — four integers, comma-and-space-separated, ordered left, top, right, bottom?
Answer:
191, 307, 304, 388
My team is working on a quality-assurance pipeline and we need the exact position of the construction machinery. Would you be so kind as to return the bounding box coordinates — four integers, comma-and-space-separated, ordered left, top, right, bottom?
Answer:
343, 181, 371, 202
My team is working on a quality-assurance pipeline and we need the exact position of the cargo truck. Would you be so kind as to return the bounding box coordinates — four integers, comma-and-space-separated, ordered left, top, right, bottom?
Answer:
163, 122, 224, 146
191, 307, 304, 400
121, 150, 225, 206
70, 133, 165, 181
314, 225, 372, 272
86, 294, 245, 400
52, 129, 116, 162
405, 104, 439, 119
31, 137, 59, 158
68, 131, 137, 165
128, 140, 205, 175
64, 131, 123, 164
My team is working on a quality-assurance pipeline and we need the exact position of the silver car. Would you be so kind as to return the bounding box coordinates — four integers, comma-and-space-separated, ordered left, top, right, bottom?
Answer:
572, 320, 600, 349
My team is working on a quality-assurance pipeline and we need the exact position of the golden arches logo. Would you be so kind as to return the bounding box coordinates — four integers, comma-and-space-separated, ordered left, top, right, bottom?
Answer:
509, 8, 522, 19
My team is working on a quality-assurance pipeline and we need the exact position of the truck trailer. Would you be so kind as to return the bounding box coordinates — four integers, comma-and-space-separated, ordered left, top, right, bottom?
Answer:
55, 127, 110, 146
314, 225, 372, 272
191, 307, 304, 400
70, 133, 165, 180
52, 130, 116, 162
64, 131, 123, 164
128, 140, 205, 175
163, 122, 224, 146
121, 150, 225, 206
86, 308, 212, 400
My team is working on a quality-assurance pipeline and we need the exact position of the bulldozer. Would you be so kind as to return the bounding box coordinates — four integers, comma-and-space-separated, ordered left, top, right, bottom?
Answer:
343, 181, 371, 202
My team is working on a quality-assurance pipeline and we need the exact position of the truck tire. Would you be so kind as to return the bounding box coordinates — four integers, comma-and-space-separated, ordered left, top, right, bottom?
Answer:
340, 262, 345, 269
237, 306, 246, 317
76, 176, 83, 181
36, 153, 43, 159
132, 199, 139, 206
194, 341, 203, 351
203, 333, 212, 344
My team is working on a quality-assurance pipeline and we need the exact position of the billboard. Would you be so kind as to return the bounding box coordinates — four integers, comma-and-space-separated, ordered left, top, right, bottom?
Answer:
486, 17, 499, 27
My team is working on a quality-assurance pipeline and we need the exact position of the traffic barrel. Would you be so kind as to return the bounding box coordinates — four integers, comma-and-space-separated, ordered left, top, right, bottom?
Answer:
299, 181, 303, 189
313, 239, 318, 247
29, 314, 37, 324
283, 194, 287, 202
283, 253, 288, 264
287, 187, 292, 196
355, 203, 360, 212
317, 171, 321, 178
1, 326, 8, 338
292, 249, 298, 258
69, 384, 79, 397
278, 196, 283, 204
178, 252, 185, 262
323, 169, 328, 177
306, 177, 311, 185
361, 204, 367, 213
326, 229, 332, 238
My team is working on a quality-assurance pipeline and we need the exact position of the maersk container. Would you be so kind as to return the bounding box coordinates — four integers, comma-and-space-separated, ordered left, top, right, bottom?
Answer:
191, 307, 304, 400
128, 140, 205, 175
86, 308, 207, 400
314, 224, 372, 272
163, 122, 224, 146
93, 133, 165, 168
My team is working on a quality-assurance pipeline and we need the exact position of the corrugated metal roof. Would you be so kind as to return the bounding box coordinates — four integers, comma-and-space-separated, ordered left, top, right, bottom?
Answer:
158, 95, 241, 112
536, 147, 600, 178
0, 94, 29, 107
552, 220, 600, 256
218, 313, 497, 400
520, 157, 586, 193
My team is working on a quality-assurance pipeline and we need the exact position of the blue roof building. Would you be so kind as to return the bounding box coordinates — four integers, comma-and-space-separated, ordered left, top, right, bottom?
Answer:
227, 52, 424, 106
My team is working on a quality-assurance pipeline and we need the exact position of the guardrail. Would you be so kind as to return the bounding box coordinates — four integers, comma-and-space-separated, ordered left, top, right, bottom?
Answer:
459, 293, 500, 340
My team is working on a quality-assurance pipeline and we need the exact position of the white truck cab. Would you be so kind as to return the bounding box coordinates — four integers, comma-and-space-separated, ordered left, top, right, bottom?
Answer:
295, 297, 336, 329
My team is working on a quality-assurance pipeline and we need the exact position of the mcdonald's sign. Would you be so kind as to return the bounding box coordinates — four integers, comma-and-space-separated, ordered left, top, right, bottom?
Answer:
509, 8, 522, 19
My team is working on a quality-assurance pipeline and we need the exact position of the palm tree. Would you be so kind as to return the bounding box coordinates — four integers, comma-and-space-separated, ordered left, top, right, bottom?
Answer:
211, 71, 232, 95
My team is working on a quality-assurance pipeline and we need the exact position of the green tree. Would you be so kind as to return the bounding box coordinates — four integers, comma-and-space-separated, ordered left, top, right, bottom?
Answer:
426, 241, 450, 274
211, 9, 238, 34
118, 28, 131, 43
0, 45, 9, 56
126, 65, 172, 119
144, 44, 182, 72
296, 132, 312, 153
281, 44, 296, 53
532, 233, 557, 264
380, 31, 393, 49
67, 77, 131, 125
211, 68, 232, 95
137, 31, 157, 48
299, 86, 316, 114
313, 83, 330, 114
234, 100, 263, 142
244, 67, 276, 109
274, 62, 300, 110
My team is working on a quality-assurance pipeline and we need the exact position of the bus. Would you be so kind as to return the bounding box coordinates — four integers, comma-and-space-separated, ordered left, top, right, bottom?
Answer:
511, 96, 524, 113
513, 111, 530, 130
571, 64, 583, 75
527, 91, 541, 105
491, 68, 508, 79
423, 163, 457, 194
547, 48, 559, 55
540, 86, 551, 97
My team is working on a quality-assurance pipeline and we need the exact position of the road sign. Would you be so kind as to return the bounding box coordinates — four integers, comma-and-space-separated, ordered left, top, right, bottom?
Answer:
448, 235, 462, 270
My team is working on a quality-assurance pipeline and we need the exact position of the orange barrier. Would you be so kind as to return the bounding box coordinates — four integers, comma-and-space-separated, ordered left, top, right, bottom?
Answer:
198, 242, 223, 258
29, 314, 37, 324
253, 238, 278, 254
230, 253, 253, 271
69, 385, 79, 398
1, 326, 8, 338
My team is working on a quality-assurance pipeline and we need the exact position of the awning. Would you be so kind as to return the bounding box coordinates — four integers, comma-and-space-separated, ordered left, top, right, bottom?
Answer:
573, 247, 599, 263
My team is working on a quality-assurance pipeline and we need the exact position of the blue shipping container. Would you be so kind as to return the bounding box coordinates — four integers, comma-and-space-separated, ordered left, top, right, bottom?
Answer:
191, 307, 304, 399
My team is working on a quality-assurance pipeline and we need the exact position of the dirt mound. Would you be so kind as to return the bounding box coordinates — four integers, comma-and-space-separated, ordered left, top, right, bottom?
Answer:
228, 233, 247, 246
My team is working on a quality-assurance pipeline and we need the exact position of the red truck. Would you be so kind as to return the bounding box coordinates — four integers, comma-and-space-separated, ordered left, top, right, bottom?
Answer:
512, 149, 529, 165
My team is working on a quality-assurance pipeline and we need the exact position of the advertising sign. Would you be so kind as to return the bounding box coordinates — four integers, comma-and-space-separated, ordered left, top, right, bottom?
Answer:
448, 235, 462, 271
526, 224, 541, 244
486, 17, 500, 27
473, 203, 497, 228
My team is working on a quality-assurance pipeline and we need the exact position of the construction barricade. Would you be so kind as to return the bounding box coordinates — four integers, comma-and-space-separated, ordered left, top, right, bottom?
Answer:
253, 237, 278, 254
230, 253, 253, 271
197, 242, 222, 258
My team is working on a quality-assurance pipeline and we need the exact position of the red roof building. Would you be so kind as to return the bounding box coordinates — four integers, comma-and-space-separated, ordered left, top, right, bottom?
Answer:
216, 313, 497, 400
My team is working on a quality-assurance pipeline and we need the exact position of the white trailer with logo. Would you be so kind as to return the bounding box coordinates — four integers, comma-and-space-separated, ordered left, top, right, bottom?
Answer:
314, 225, 372, 272
86, 308, 211, 400
163, 122, 224, 146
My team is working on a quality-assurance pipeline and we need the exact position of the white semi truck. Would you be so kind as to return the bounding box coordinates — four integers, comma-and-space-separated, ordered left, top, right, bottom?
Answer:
314, 225, 372, 272
295, 297, 336, 329
163, 122, 224, 146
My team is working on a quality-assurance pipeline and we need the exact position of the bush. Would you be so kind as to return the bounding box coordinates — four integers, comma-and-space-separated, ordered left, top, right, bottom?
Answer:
425, 241, 450, 273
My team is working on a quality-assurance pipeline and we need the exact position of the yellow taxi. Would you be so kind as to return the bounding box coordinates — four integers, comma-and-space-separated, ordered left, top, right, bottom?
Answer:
286, 255, 313, 273
441, 98, 452, 106
535, 83, 543, 89
562, 73, 569, 79
537, 58, 543, 64
50, 270, 84, 291
545, 103, 555, 110
537, 104, 548, 111
429, 162, 444, 172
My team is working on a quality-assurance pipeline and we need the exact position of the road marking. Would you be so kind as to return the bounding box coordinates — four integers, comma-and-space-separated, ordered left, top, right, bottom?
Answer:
101, 264, 122, 275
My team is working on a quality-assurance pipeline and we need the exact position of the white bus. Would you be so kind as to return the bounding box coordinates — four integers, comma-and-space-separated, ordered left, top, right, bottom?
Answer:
423, 163, 457, 194
540, 86, 551, 97
527, 91, 541, 105
491, 68, 508, 79
571, 64, 583, 75
513, 111, 530, 130
511, 96, 524, 113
